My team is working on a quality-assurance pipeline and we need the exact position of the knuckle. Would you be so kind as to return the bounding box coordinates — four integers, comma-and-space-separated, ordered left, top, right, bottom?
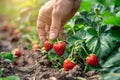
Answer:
50, 28, 59, 33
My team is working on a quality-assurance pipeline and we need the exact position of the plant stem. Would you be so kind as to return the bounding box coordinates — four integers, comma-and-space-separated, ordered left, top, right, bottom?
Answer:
56, 38, 60, 42
78, 52, 85, 63
84, 64, 88, 72
81, 45, 89, 56
97, 15, 102, 37
72, 28, 75, 35
68, 47, 74, 59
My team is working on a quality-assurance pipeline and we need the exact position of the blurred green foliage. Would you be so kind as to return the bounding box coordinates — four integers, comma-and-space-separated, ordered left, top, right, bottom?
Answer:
0, 0, 48, 25
0, 0, 119, 26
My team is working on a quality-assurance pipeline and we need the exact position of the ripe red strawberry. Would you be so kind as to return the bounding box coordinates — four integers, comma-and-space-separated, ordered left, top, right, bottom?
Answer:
32, 44, 40, 52
12, 61, 19, 66
15, 49, 21, 58
63, 59, 75, 71
2, 25, 9, 31
31, 41, 35, 46
13, 29, 19, 35
27, 26, 32, 32
53, 41, 66, 56
86, 54, 99, 66
44, 41, 53, 52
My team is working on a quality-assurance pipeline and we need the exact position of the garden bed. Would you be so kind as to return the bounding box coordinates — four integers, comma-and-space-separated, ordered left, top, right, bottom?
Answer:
0, 26, 98, 80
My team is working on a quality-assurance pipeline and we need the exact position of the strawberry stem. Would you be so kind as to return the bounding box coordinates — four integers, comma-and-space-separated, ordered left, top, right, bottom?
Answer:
72, 28, 76, 35
78, 52, 85, 63
68, 46, 74, 59
84, 64, 88, 72
56, 38, 60, 42
81, 45, 89, 56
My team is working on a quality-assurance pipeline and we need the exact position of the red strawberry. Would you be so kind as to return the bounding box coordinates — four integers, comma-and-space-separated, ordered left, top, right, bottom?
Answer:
31, 41, 35, 46
2, 25, 9, 31
15, 49, 21, 58
13, 29, 19, 35
86, 54, 99, 66
12, 61, 19, 66
44, 41, 53, 52
63, 59, 75, 71
27, 26, 32, 32
32, 44, 40, 52
53, 42, 66, 56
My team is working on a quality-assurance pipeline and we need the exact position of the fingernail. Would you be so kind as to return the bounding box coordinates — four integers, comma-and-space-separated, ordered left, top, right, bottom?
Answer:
50, 33, 56, 40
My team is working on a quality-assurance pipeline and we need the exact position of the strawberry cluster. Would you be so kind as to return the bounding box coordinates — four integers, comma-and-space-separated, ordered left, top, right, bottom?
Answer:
43, 40, 99, 71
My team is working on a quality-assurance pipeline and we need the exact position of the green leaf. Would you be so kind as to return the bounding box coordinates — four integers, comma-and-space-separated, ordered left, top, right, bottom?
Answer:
85, 32, 116, 59
0, 75, 20, 80
75, 29, 86, 39
102, 52, 120, 67
26, 44, 33, 50
67, 36, 78, 48
48, 50, 64, 68
0, 52, 15, 63
3, 53, 13, 60
100, 67, 120, 80
102, 46, 120, 68
0, 36, 3, 42
109, 27, 120, 42
75, 11, 91, 25
67, 29, 86, 47
0, 68, 4, 77
80, 1, 92, 11
103, 13, 120, 26
116, 11, 120, 17
86, 27, 97, 35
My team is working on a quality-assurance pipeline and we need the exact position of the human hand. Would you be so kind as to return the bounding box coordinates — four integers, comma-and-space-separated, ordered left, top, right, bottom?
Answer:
37, 0, 81, 43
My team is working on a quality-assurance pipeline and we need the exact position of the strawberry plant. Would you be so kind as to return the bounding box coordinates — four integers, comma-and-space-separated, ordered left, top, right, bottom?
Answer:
40, 1, 120, 79
0, 75, 20, 80
0, 52, 15, 63
64, 1, 120, 79
0, 51, 21, 79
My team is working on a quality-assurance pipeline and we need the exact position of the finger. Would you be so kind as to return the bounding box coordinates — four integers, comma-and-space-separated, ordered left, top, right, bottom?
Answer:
49, 7, 62, 40
59, 26, 64, 35
72, 0, 81, 12
59, 26, 68, 40
45, 24, 50, 34
58, 26, 65, 40
62, 0, 81, 25
37, 19, 46, 43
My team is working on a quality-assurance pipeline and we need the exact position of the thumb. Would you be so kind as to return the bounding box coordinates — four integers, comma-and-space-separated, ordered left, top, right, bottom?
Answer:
49, 10, 61, 40
49, 25, 60, 40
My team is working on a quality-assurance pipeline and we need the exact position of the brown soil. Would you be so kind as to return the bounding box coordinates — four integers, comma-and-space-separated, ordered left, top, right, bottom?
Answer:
0, 26, 98, 80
